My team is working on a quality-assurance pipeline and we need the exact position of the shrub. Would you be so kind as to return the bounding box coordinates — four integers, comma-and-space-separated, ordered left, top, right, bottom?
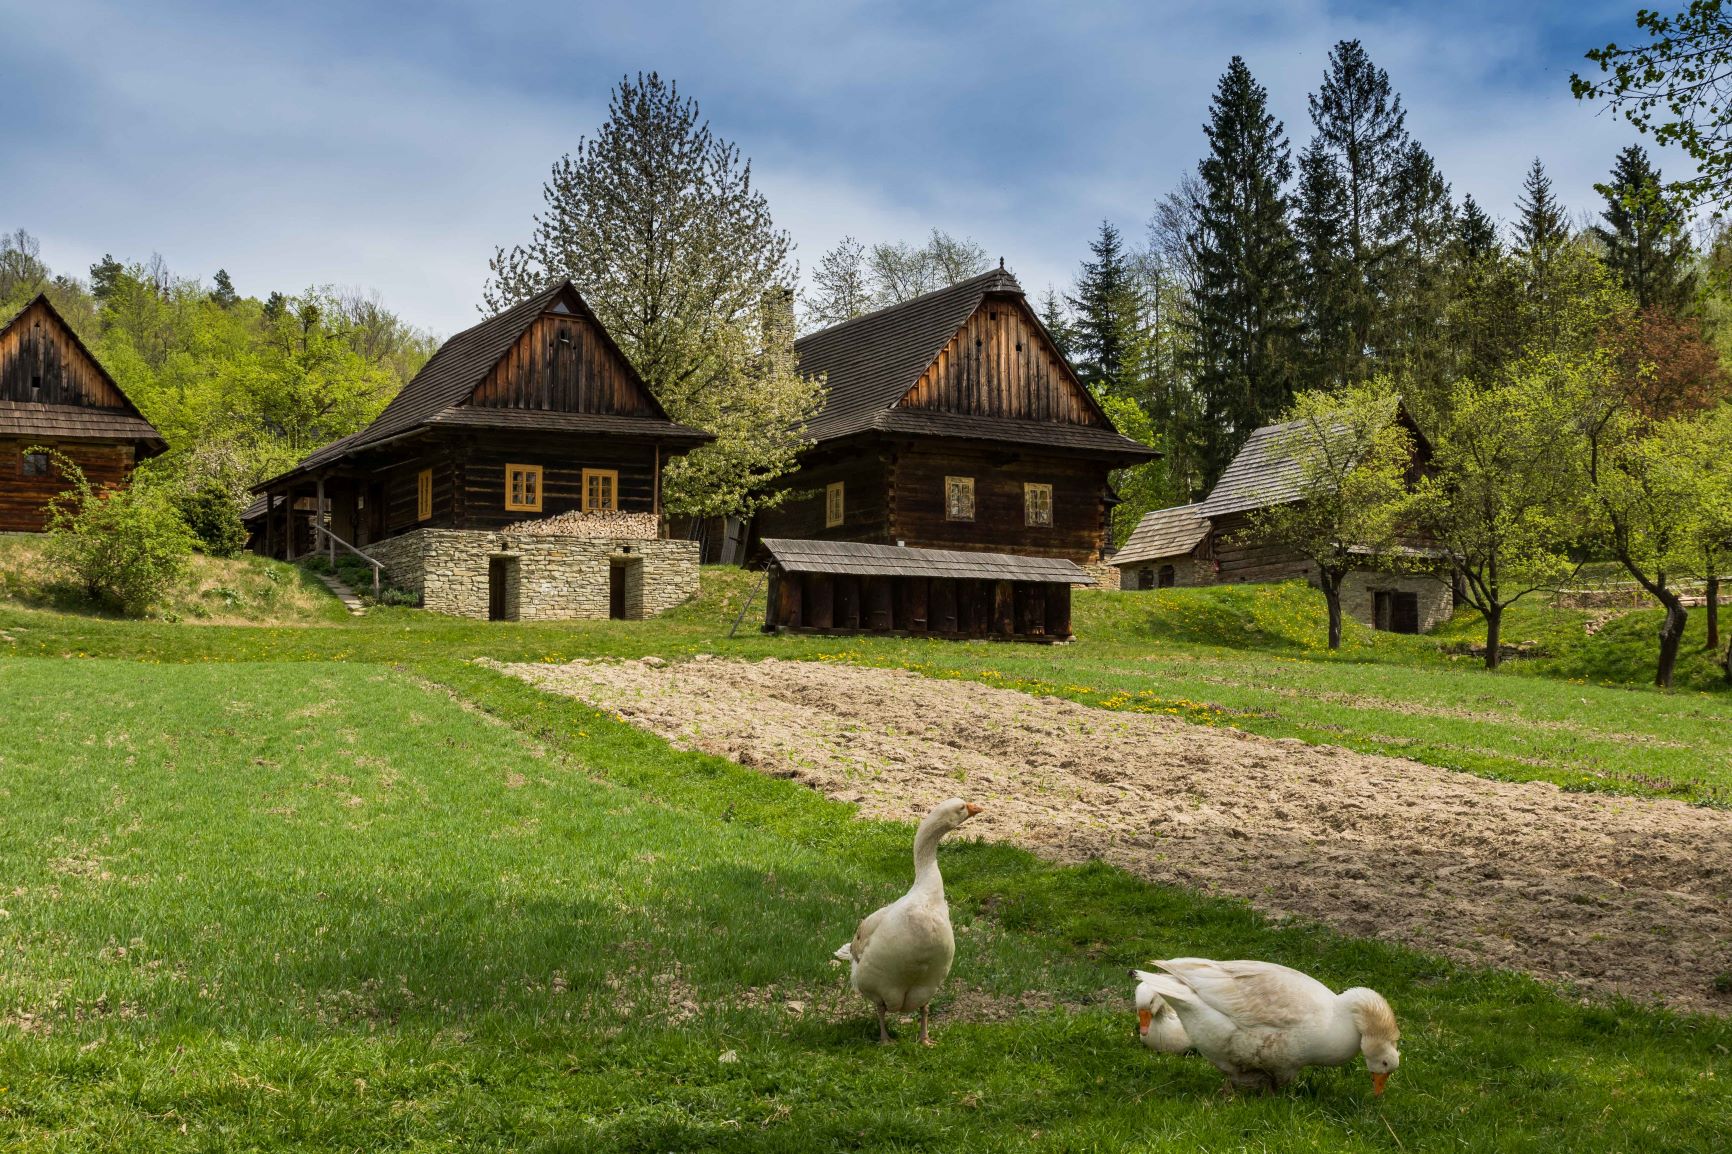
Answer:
177, 480, 248, 558
40, 450, 196, 617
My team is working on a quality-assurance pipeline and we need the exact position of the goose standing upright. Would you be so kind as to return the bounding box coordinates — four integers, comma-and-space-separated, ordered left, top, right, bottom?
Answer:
1136, 958, 1401, 1095
833, 797, 982, 1045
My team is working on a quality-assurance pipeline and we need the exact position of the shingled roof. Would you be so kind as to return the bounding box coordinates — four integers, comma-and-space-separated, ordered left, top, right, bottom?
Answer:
257, 281, 709, 488
1112, 503, 1210, 566
761, 537, 1093, 583
1194, 417, 1359, 519
794, 269, 1154, 460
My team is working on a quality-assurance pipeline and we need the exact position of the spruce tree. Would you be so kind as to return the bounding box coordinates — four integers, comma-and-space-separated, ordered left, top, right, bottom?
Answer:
1188, 56, 1304, 489
1592, 144, 1695, 313
1067, 221, 1144, 400
1294, 138, 1354, 392
1304, 40, 1411, 381
1379, 141, 1455, 407
1455, 194, 1498, 262
210, 269, 239, 309
1514, 157, 1569, 272
1036, 287, 1075, 361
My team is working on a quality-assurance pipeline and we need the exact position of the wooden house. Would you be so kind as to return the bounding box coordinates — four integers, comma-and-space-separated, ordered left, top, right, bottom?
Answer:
750, 268, 1156, 580
1113, 407, 1452, 632
0, 294, 164, 531
250, 280, 713, 620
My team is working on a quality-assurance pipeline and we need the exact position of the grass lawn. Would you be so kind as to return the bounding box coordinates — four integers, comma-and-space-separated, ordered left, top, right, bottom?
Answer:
2, 657, 1727, 1152
5, 568, 1730, 806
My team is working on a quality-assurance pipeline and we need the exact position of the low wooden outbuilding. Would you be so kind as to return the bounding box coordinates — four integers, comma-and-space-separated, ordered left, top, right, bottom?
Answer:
759, 537, 1092, 641
0, 294, 164, 531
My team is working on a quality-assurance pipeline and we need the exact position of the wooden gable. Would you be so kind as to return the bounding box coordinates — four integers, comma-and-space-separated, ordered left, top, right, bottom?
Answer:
897, 293, 1105, 427
467, 286, 662, 418
0, 296, 137, 412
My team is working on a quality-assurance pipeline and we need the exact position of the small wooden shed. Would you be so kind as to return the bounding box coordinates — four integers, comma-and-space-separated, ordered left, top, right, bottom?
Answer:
759, 537, 1093, 641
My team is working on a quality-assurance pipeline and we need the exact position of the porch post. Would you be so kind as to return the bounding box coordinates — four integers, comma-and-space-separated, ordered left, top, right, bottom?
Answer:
316, 474, 330, 562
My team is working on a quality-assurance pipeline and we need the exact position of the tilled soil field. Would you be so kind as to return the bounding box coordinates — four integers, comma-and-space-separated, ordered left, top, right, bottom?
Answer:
496, 656, 1732, 1014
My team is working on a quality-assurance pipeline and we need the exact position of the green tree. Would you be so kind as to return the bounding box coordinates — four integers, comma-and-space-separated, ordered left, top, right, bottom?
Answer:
1592, 145, 1695, 313
0, 228, 49, 307
1415, 367, 1588, 668
1572, 2, 1732, 208
39, 451, 194, 616
1068, 220, 1145, 400
802, 236, 869, 330
1294, 138, 1356, 392
1188, 56, 1304, 490
210, 269, 240, 309
1665, 406, 1732, 657
1244, 383, 1415, 650
1301, 40, 1413, 385
1514, 158, 1569, 275
1379, 141, 1456, 406
483, 72, 821, 517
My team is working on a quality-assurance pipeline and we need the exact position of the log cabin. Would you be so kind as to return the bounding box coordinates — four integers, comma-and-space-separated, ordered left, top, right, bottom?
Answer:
1112, 406, 1453, 632
249, 280, 713, 620
0, 294, 165, 531
750, 268, 1156, 582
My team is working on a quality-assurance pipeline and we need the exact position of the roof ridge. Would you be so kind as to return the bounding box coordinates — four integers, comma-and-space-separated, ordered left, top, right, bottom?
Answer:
796, 267, 1020, 345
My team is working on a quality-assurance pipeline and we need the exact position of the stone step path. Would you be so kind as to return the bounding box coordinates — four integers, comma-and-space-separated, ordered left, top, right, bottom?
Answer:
318, 573, 367, 616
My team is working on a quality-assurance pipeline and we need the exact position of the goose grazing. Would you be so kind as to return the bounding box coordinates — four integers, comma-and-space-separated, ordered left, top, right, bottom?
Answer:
1136, 958, 1400, 1095
1128, 969, 1192, 1054
833, 797, 982, 1045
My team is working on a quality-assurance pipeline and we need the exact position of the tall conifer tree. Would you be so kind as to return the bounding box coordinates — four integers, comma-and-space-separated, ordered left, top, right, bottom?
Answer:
1515, 158, 1569, 272
1593, 144, 1695, 313
1301, 40, 1411, 385
1067, 221, 1145, 400
1188, 56, 1304, 489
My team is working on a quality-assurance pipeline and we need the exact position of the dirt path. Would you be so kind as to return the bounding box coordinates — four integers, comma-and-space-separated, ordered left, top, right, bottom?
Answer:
495, 656, 1732, 1014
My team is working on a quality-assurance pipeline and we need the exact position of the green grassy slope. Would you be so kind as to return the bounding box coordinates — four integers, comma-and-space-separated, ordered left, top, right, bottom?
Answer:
1, 657, 1725, 1152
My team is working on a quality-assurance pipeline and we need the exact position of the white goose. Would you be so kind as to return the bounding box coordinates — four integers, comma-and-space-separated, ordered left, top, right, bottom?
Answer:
833, 797, 982, 1045
1136, 958, 1401, 1095
1129, 969, 1192, 1054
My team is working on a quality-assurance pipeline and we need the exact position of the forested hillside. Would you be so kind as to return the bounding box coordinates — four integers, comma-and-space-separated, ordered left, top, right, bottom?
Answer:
0, 230, 437, 491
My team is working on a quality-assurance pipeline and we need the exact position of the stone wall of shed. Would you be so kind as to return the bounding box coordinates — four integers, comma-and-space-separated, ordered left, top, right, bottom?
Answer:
1338, 570, 1454, 633
1113, 556, 1215, 590
364, 526, 698, 621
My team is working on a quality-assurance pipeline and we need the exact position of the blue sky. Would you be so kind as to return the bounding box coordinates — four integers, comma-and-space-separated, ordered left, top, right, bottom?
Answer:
2, 0, 1665, 335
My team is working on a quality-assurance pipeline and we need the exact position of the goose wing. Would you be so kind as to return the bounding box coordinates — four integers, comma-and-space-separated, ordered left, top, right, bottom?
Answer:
1154, 958, 1334, 1030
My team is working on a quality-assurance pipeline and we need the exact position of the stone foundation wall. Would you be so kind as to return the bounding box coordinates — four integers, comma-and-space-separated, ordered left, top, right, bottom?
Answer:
1337, 570, 1454, 633
1079, 561, 1119, 589
364, 527, 698, 621
1113, 556, 1214, 590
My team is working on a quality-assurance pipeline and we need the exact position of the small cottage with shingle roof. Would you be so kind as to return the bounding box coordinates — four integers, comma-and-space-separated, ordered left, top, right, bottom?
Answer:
249, 280, 712, 621
1111, 503, 1213, 589
0, 294, 164, 531
1113, 405, 1452, 632
749, 268, 1156, 581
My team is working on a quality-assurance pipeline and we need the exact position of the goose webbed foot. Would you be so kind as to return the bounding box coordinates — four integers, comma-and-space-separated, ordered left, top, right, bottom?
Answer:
876, 1003, 892, 1045
918, 1004, 933, 1046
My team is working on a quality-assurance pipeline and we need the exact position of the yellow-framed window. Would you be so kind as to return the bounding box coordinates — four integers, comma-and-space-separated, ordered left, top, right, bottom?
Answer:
944, 475, 975, 521
825, 481, 845, 528
583, 468, 619, 512
1023, 482, 1053, 527
506, 463, 544, 512
416, 467, 433, 521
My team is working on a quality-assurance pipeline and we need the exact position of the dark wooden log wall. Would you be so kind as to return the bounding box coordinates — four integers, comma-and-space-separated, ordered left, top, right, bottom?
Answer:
0, 440, 134, 532
1208, 511, 1317, 583
765, 568, 1073, 641
748, 449, 893, 546
0, 300, 130, 409
901, 295, 1103, 426
469, 312, 658, 417
891, 442, 1112, 563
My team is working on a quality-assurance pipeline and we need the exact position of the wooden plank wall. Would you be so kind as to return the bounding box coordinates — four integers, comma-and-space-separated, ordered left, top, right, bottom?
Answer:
891, 442, 1111, 563
458, 439, 657, 531
0, 299, 130, 409
900, 297, 1102, 426
1208, 512, 1316, 583
0, 440, 134, 532
469, 312, 658, 417
748, 449, 893, 548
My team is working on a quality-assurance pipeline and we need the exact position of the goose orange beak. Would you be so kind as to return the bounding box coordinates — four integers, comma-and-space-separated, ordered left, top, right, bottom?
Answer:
1137, 1008, 1152, 1035
1371, 1073, 1389, 1096
964, 803, 983, 817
